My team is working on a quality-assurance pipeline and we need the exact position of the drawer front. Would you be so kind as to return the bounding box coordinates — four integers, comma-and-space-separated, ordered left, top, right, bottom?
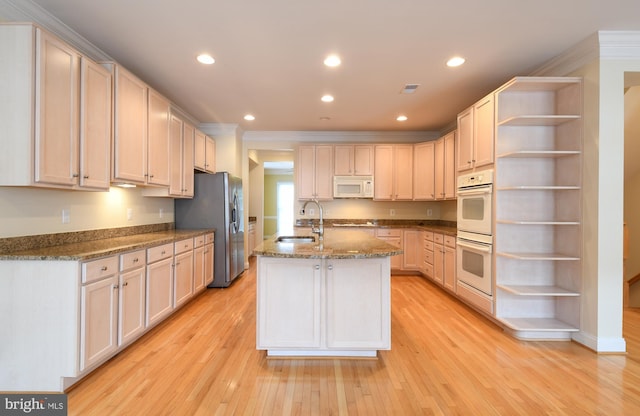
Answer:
423, 231, 434, 242
120, 249, 145, 272
424, 263, 434, 279
175, 238, 194, 254
205, 233, 214, 245
147, 243, 174, 264
376, 228, 402, 238
424, 240, 434, 251
444, 235, 456, 248
82, 256, 118, 284
194, 235, 206, 248
434, 233, 444, 245
424, 250, 434, 265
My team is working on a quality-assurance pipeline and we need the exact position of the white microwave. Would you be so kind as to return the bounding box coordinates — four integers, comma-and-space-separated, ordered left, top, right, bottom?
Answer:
333, 176, 374, 198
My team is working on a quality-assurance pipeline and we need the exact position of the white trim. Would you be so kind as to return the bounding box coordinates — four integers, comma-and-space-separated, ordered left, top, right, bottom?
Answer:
199, 123, 239, 137
242, 130, 439, 143
599, 31, 640, 59
572, 331, 627, 353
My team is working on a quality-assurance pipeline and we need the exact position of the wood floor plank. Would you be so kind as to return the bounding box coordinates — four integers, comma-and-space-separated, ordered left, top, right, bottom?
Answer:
66, 258, 640, 415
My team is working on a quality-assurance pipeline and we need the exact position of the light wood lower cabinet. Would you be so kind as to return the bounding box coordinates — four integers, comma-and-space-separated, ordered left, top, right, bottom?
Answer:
118, 249, 146, 347
146, 243, 174, 327
257, 256, 391, 356
174, 238, 194, 308
376, 228, 402, 270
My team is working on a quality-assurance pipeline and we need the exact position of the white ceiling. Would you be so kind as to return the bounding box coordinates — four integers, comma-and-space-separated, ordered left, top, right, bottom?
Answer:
3, 0, 640, 133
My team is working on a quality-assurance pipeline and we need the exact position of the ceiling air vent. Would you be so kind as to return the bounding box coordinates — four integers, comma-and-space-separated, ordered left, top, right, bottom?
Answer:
400, 84, 420, 94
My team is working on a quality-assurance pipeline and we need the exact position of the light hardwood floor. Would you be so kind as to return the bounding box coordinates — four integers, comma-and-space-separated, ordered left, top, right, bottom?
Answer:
68, 258, 640, 415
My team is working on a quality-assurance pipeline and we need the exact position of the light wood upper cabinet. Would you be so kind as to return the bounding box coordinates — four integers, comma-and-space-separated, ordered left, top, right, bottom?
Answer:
434, 131, 456, 200
413, 141, 435, 200
297, 145, 333, 200
79, 57, 112, 190
334, 145, 373, 175
181, 122, 195, 198
457, 93, 494, 172
0, 24, 112, 190
194, 129, 216, 173
374, 144, 413, 200
113, 66, 148, 184
147, 89, 171, 186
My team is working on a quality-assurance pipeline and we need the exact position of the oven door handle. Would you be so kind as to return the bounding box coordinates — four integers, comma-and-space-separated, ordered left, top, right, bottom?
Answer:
457, 187, 492, 196
456, 239, 493, 254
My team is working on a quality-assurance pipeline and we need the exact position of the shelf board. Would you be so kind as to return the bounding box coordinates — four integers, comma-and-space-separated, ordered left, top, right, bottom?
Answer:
496, 150, 581, 158
497, 284, 580, 296
496, 252, 580, 261
497, 185, 580, 191
499, 77, 582, 93
496, 317, 579, 332
496, 220, 580, 225
498, 115, 580, 126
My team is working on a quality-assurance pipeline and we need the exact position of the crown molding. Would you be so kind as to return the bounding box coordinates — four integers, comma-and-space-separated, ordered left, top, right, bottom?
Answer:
242, 130, 439, 143
0, 0, 112, 62
599, 31, 640, 59
199, 123, 240, 137
531, 32, 600, 76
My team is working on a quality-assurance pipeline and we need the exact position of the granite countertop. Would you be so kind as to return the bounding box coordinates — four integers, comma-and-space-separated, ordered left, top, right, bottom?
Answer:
253, 229, 403, 259
0, 229, 215, 261
295, 219, 457, 237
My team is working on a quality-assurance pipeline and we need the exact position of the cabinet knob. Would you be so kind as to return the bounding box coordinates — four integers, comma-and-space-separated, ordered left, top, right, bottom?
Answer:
133, 258, 139, 263
101, 266, 108, 271
113, 285, 118, 290
314, 265, 320, 270
123, 282, 128, 287
72, 173, 79, 178
83, 175, 89, 179
327, 265, 333, 271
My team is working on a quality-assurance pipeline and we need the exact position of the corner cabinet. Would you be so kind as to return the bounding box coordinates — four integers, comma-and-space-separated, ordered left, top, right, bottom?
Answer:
493, 77, 582, 340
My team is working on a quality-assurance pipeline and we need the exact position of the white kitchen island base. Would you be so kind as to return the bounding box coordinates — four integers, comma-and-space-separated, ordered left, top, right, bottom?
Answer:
256, 255, 392, 358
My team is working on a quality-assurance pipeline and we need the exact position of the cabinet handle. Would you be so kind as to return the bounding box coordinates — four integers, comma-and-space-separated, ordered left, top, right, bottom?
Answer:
72, 173, 79, 178
161, 250, 166, 255
101, 266, 108, 271
123, 282, 128, 287
149, 174, 154, 178
113, 285, 118, 290
314, 265, 320, 270
133, 258, 139, 263
327, 265, 333, 271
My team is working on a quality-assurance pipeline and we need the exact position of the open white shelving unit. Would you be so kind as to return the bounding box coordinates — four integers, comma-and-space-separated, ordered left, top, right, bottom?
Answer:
493, 77, 582, 340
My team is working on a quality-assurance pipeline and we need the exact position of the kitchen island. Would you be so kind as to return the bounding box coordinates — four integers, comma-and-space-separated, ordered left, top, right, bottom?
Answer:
253, 229, 402, 358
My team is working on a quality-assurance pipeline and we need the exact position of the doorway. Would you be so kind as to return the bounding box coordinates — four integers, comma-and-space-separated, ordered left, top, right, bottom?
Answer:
277, 182, 294, 235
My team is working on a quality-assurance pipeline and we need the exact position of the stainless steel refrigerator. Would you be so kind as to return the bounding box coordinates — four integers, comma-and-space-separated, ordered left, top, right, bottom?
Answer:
175, 172, 244, 287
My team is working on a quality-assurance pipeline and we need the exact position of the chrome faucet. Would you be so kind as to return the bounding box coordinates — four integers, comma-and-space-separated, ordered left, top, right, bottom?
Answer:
302, 199, 324, 241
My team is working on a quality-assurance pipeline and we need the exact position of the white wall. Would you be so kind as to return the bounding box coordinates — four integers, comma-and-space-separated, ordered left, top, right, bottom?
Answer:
625, 169, 640, 304
0, 186, 174, 238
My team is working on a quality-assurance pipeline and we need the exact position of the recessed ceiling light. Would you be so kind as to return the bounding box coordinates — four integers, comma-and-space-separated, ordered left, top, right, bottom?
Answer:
397, 115, 408, 122
446, 56, 465, 67
324, 54, 341, 67
321, 95, 334, 103
244, 114, 255, 121
319, 116, 331, 121
196, 54, 215, 65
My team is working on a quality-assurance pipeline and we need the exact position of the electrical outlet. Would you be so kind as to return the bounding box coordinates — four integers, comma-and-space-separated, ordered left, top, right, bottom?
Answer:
159, 208, 164, 218
61, 208, 70, 224
308, 208, 315, 216
127, 208, 133, 221
427, 209, 433, 217
390, 209, 396, 216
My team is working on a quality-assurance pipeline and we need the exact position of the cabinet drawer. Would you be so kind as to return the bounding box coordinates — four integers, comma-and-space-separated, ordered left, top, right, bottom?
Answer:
424, 240, 434, 251
194, 234, 206, 248
376, 228, 401, 238
444, 235, 456, 248
205, 233, 214, 244
424, 263, 434, 278
434, 233, 444, 245
120, 249, 145, 272
82, 256, 118, 284
423, 231, 434, 242
424, 250, 434, 265
174, 238, 193, 254
147, 243, 173, 264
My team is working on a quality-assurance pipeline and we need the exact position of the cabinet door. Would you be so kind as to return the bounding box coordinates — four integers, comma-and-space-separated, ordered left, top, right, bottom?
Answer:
326, 258, 390, 349
194, 129, 207, 171
174, 250, 194, 307
168, 115, 183, 196
314, 145, 333, 199
182, 122, 195, 197
257, 257, 322, 348
374, 145, 393, 200
113, 66, 147, 183
353, 145, 374, 175
414, 141, 435, 200
79, 57, 111, 190
296, 145, 316, 199
393, 145, 413, 200
118, 267, 146, 346
443, 245, 456, 293
193, 245, 206, 293
402, 230, 422, 270
204, 135, 215, 173
433, 243, 444, 285
456, 106, 473, 172
147, 89, 170, 186
443, 131, 457, 199
204, 243, 214, 286
80, 275, 118, 370
434, 138, 445, 199
34, 29, 79, 187
334, 145, 354, 175
473, 94, 495, 168
146, 257, 173, 327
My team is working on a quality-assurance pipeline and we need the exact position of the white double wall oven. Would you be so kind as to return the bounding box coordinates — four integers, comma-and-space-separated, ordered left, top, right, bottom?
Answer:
456, 169, 493, 297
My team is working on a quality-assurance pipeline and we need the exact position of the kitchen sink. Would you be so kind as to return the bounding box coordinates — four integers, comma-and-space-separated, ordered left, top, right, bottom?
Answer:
275, 236, 316, 243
